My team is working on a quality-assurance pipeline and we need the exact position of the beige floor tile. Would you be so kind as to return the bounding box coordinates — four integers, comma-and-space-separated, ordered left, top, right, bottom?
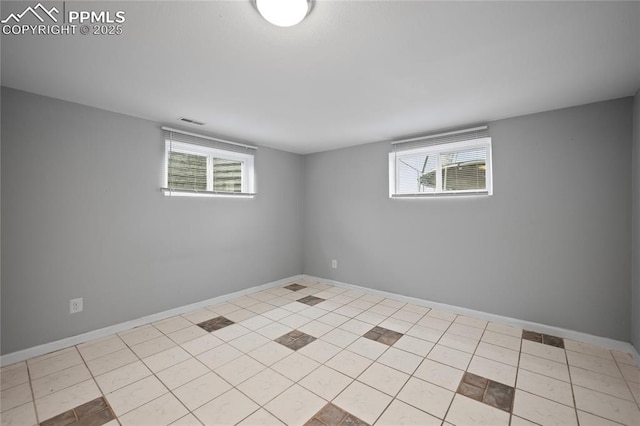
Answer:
119, 393, 188, 426
119, 325, 163, 346
209, 302, 242, 315
448, 323, 484, 340
297, 339, 341, 364
513, 390, 578, 426
439, 333, 479, 353
265, 384, 326, 426
573, 385, 640, 425
213, 324, 252, 342
228, 332, 270, 353
143, 346, 191, 373
153, 316, 192, 335
173, 372, 231, 411
262, 308, 292, 321
181, 309, 217, 324
333, 381, 392, 424
577, 410, 624, 426
339, 319, 375, 335
567, 351, 621, 378
368, 304, 399, 317
35, 379, 101, 421
357, 362, 409, 397
225, 308, 258, 323
28, 348, 76, 364
272, 352, 320, 382
247, 302, 275, 315
628, 381, 640, 404
0, 363, 29, 391
1, 383, 32, 413
346, 337, 388, 360
167, 325, 208, 345
377, 318, 413, 334
77, 335, 127, 361
156, 358, 210, 390
237, 368, 293, 405
170, 413, 203, 425
510, 415, 539, 426
321, 328, 360, 348
401, 304, 430, 315
27, 349, 84, 380
519, 353, 570, 382
565, 340, 614, 360
425, 309, 454, 320
445, 394, 510, 426
299, 306, 327, 320
247, 341, 295, 366
611, 350, 636, 366
105, 375, 168, 416
396, 376, 454, 419
194, 389, 259, 425
475, 342, 520, 367
297, 320, 334, 338
619, 363, 640, 383
468, 356, 517, 386
215, 355, 266, 386
390, 309, 424, 324
428, 345, 472, 370
521, 340, 566, 364
325, 350, 373, 378
31, 363, 91, 399
516, 369, 574, 407
417, 316, 452, 332
480, 330, 521, 351
0, 401, 37, 426
85, 347, 138, 376
239, 315, 274, 331
334, 305, 364, 318
181, 334, 224, 356
131, 335, 176, 359
570, 365, 634, 401
413, 359, 464, 391
355, 311, 387, 326
485, 322, 522, 338
376, 399, 441, 426
256, 322, 294, 339
96, 360, 152, 394
317, 312, 350, 327
299, 365, 352, 400
393, 335, 434, 357
196, 343, 242, 370
454, 316, 488, 329
377, 347, 423, 375
236, 408, 285, 426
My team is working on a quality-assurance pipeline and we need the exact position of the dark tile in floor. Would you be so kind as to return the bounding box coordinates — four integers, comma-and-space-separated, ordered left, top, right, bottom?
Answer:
484, 381, 515, 412
298, 295, 325, 306
457, 372, 515, 413
40, 397, 115, 426
522, 330, 543, 343
363, 326, 403, 346
284, 283, 307, 291
304, 403, 370, 426
542, 334, 565, 348
197, 316, 234, 332
275, 329, 316, 350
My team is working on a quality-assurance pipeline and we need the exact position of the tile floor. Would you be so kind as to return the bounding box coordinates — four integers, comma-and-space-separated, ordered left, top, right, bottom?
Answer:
2, 278, 640, 426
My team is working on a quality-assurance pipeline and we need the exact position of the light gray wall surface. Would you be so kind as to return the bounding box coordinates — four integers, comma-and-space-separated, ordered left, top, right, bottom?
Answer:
632, 89, 640, 350
1, 87, 304, 354
303, 98, 633, 341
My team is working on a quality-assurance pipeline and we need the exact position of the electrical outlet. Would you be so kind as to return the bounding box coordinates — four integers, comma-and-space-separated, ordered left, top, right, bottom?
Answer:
69, 298, 83, 314
331, 259, 338, 269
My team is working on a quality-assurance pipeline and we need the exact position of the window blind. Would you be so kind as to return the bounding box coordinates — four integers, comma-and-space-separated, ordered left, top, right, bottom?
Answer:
391, 126, 489, 152
162, 127, 258, 154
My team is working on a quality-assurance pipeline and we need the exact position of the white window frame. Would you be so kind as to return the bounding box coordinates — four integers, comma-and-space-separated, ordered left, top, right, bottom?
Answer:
163, 140, 255, 198
389, 137, 492, 198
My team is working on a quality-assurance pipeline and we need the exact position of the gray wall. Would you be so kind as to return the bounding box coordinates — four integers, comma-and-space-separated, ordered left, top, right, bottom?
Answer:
1, 87, 304, 354
632, 89, 640, 350
303, 98, 633, 341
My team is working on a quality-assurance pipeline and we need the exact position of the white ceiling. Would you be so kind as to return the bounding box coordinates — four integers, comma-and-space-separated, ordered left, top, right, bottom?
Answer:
2, 1, 639, 154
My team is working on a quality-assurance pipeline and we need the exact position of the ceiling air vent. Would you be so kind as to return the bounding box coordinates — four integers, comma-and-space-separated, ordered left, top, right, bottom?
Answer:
178, 117, 205, 126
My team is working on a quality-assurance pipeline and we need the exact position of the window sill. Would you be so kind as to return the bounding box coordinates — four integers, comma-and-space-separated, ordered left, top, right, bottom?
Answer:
391, 191, 491, 199
161, 188, 256, 198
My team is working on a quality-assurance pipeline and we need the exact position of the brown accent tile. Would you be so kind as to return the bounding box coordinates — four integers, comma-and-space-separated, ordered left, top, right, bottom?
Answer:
462, 372, 489, 389
542, 334, 565, 349
75, 409, 115, 426
298, 295, 326, 306
40, 410, 76, 426
458, 382, 485, 401
304, 418, 326, 426
522, 330, 543, 343
484, 381, 515, 412
316, 403, 348, 425
363, 326, 403, 346
275, 330, 316, 351
197, 316, 234, 332
74, 397, 108, 419
342, 414, 370, 426
285, 283, 307, 291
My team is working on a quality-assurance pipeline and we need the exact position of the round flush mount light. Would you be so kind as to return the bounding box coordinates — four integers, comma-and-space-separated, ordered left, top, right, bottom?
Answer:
256, 0, 312, 27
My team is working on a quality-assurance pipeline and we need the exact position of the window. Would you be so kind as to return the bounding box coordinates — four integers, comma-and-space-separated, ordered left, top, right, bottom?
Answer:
389, 126, 492, 197
162, 128, 256, 197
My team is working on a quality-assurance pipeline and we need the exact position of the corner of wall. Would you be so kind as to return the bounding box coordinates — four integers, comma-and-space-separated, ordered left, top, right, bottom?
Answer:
632, 88, 640, 352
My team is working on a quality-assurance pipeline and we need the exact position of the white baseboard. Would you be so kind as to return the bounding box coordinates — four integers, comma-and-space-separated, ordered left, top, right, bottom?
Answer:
302, 274, 640, 364
0, 274, 304, 367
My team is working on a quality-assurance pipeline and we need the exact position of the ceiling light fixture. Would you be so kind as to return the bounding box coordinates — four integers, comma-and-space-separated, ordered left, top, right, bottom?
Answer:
256, 0, 312, 27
